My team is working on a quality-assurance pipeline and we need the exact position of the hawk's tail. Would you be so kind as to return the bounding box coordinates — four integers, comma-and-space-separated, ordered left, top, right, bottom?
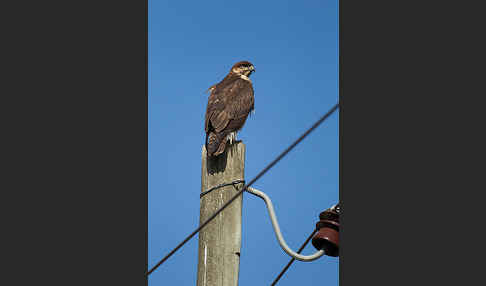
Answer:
206, 131, 228, 157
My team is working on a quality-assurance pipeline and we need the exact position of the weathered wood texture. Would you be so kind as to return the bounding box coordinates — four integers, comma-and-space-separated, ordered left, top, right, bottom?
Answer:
197, 142, 245, 286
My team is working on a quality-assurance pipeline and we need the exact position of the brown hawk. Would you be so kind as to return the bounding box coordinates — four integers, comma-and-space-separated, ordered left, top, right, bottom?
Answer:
204, 61, 255, 157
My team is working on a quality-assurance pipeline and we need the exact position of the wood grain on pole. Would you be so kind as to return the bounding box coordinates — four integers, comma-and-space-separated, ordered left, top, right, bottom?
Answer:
197, 142, 245, 286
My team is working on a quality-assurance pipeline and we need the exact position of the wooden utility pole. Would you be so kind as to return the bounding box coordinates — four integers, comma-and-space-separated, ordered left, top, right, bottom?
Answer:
197, 142, 245, 286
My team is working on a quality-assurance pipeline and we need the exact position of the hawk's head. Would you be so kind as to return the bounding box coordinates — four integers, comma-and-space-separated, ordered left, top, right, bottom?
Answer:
231, 61, 255, 78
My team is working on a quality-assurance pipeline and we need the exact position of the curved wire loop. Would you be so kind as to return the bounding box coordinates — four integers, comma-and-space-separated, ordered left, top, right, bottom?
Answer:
246, 187, 325, 261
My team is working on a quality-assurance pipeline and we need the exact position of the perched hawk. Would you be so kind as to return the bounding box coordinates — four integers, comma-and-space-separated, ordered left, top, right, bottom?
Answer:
204, 61, 256, 157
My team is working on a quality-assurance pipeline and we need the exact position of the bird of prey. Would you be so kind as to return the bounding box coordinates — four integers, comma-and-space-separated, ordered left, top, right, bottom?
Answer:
204, 61, 256, 157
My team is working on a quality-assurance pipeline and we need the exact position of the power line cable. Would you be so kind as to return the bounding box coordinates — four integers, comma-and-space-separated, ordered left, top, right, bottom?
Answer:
147, 102, 339, 276
199, 179, 245, 198
270, 229, 318, 286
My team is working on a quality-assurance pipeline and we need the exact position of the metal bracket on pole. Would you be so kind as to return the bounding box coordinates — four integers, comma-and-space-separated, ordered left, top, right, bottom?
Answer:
246, 187, 325, 262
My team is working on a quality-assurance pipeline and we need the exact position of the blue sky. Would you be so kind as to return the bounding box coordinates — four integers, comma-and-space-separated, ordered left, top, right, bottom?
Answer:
149, 0, 339, 285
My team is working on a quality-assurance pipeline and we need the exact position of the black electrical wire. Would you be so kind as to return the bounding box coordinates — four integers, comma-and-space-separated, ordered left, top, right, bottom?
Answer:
270, 229, 318, 286
147, 102, 339, 276
200, 179, 245, 198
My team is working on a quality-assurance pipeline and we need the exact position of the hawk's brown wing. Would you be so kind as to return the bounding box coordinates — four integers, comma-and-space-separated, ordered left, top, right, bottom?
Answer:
205, 77, 254, 134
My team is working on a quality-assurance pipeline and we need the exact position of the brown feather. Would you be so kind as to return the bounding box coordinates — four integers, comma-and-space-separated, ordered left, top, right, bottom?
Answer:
204, 61, 255, 156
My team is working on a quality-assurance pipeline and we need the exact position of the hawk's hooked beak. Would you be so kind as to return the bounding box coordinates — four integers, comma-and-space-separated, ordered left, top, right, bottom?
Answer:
250, 66, 255, 74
